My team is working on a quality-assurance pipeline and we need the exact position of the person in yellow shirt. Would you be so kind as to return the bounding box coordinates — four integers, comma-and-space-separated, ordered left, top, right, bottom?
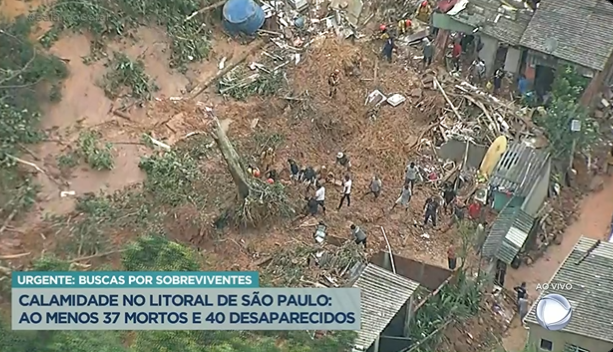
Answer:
379, 24, 390, 40
397, 19, 413, 35
415, 1, 432, 23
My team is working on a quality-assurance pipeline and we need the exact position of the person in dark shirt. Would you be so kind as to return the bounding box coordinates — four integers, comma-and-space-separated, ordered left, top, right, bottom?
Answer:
306, 197, 319, 216
442, 184, 456, 214
514, 282, 527, 304
288, 159, 300, 180
493, 68, 504, 95
423, 197, 439, 227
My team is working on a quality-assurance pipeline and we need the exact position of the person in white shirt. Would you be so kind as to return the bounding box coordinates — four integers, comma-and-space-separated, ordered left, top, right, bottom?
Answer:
314, 183, 326, 214
338, 175, 352, 210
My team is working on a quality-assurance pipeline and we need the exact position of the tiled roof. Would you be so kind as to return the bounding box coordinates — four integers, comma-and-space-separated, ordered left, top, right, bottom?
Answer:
352, 264, 420, 349
519, 0, 613, 71
451, 0, 533, 45
525, 237, 613, 343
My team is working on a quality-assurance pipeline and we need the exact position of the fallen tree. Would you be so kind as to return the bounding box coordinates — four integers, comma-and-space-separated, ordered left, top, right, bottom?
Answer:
203, 108, 294, 227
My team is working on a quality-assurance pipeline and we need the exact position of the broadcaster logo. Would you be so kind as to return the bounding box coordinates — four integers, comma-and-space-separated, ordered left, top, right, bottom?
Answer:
535, 293, 573, 330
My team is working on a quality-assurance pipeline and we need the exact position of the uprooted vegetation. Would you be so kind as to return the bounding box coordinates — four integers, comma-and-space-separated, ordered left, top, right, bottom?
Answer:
35, 0, 212, 69
0, 17, 68, 219
102, 52, 159, 101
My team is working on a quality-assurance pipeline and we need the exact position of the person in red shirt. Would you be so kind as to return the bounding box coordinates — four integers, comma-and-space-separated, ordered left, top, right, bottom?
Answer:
468, 201, 481, 220
451, 41, 462, 71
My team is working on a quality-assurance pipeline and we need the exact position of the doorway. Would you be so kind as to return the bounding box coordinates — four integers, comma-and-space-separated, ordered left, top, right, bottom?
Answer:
534, 65, 556, 99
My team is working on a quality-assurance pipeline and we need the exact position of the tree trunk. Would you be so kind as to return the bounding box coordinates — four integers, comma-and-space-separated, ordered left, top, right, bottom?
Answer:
207, 111, 251, 200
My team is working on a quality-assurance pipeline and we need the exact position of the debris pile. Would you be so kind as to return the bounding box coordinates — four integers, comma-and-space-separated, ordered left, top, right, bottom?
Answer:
261, 240, 368, 287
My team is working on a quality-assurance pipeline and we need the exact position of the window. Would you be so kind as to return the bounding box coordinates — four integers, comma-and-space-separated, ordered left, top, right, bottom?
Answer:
564, 343, 590, 352
540, 339, 553, 351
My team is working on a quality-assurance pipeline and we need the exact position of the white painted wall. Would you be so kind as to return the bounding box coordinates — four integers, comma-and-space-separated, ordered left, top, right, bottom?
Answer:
478, 35, 499, 76
504, 47, 521, 74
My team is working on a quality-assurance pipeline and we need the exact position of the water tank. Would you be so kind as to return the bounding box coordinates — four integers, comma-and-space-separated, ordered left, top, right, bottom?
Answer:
222, 0, 265, 36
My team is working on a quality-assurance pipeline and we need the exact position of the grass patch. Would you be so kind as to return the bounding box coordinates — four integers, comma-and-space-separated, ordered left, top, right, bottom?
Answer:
75, 130, 114, 170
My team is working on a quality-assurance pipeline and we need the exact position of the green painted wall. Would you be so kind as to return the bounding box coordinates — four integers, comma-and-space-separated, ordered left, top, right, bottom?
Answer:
492, 192, 524, 211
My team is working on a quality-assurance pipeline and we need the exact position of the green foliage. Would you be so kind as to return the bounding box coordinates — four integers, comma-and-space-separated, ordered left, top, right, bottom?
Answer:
103, 52, 158, 100
76, 130, 115, 170
0, 17, 68, 215
57, 152, 80, 168
533, 65, 598, 160
122, 234, 201, 271
138, 151, 205, 207
47, 331, 126, 352
219, 69, 285, 101
32, 255, 72, 271
38, 0, 212, 69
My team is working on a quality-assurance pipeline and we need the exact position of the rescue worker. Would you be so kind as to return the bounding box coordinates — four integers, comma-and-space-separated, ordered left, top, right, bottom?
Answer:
397, 19, 412, 35
328, 69, 340, 98
260, 147, 275, 172
415, 0, 432, 23
314, 182, 326, 215
381, 36, 396, 63
405, 162, 418, 190
338, 175, 352, 210
442, 183, 456, 214
379, 24, 390, 40
447, 242, 457, 270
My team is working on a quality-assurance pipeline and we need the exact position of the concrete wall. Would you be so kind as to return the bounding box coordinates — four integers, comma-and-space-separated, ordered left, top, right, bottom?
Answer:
371, 252, 452, 291
504, 47, 522, 74
436, 139, 487, 169
479, 35, 499, 76
527, 323, 613, 352
521, 159, 551, 216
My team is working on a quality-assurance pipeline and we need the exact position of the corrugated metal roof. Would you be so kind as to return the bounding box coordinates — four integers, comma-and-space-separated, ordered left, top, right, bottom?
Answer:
352, 263, 420, 349
525, 237, 613, 343
489, 143, 549, 197
482, 207, 534, 264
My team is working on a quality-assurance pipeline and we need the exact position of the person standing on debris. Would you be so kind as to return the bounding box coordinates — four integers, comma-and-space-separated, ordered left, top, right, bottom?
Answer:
447, 242, 457, 270
423, 197, 439, 227
362, 174, 382, 200
442, 183, 457, 214
336, 152, 351, 170
451, 40, 462, 71
518, 293, 529, 328
493, 68, 504, 95
350, 224, 367, 247
405, 162, 418, 190
314, 182, 326, 215
518, 74, 529, 96
391, 184, 412, 212
338, 175, 352, 210
260, 147, 276, 172
305, 196, 319, 217
415, 0, 432, 23
422, 38, 434, 67
381, 36, 396, 63
288, 159, 300, 181
328, 69, 340, 98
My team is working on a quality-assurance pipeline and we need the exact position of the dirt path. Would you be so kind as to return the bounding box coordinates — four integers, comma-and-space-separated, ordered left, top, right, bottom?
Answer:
501, 175, 613, 351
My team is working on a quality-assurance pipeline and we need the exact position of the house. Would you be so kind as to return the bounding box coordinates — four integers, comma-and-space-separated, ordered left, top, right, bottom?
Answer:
349, 254, 455, 352
524, 237, 613, 352
517, 0, 613, 103
488, 142, 550, 216
350, 263, 420, 352
432, 0, 534, 75
481, 207, 536, 267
